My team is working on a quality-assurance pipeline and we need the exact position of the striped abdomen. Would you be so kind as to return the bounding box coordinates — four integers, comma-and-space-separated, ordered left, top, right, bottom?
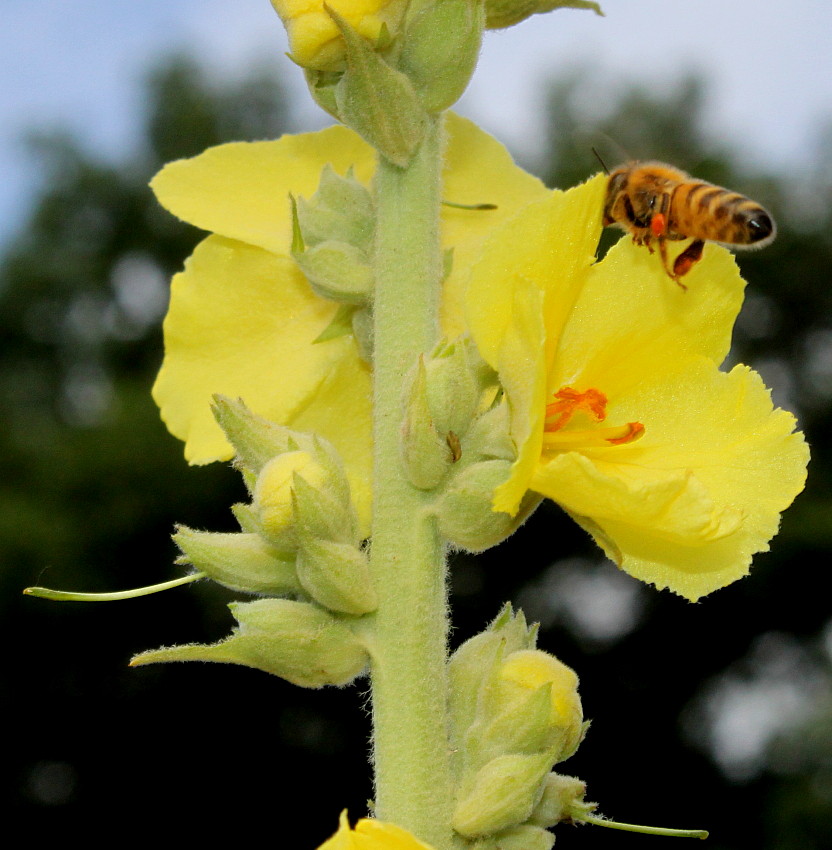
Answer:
668, 181, 776, 248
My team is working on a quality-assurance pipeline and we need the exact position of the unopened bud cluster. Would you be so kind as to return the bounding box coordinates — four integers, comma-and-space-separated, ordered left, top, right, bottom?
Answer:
291, 166, 376, 359
448, 606, 589, 848
131, 396, 375, 688
401, 337, 541, 551
273, 0, 484, 164
270, 0, 602, 160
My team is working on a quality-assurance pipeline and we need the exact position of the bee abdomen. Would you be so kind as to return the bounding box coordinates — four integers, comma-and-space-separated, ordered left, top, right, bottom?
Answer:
673, 183, 776, 247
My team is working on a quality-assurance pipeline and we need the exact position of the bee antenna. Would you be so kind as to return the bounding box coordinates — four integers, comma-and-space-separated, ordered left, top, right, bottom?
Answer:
591, 147, 610, 175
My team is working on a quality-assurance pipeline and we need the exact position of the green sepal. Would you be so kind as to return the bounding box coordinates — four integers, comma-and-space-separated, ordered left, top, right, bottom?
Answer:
294, 240, 373, 304
296, 537, 378, 615
290, 194, 305, 253
313, 303, 357, 344
401, 357, 454, 490
443, 247, 454, 281
292, 471, 357, 544
231, 502, 260, 533
485, 0, 603, 29
470, 825, 555, 850
352, 306, 374, 362
448, 605, 535, 748
131, 598, 369, 689
475, 682, 560, 762
528, 773, 592, 828
212, 396, 305, 475
399, 0, 485, 112
423, 338, 485, 438
174, 526, 299, 596
303, 68, 343, 120
452, 750, 556, 837
296, 165, 374, 251
463, 398, 515, 462
436, 459, 540, 551
328, 6, 429, 166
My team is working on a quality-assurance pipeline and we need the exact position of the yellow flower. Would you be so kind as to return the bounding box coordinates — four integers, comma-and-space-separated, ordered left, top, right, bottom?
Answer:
151, 115, 547, 534
466, 175, 809, 601
319, 811, 437, 850
269, 0, 408, 71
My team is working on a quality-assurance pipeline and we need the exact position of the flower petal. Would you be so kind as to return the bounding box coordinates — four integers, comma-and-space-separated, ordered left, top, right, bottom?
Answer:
289, 351, 373, 536
317, 811, 438, 850
152, 235, 364, 465
532, 360, 809, 600
440, 116, 549, 337
150, 128, 375, 256
551, 234, 746, 396
465, 175, 606, 513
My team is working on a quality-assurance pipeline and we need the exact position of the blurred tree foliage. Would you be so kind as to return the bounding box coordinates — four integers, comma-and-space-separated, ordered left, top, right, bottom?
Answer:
3, 57, 832, 848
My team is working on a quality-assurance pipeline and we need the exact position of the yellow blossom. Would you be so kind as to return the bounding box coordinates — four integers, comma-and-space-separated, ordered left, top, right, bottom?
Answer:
269, 0, 408, 71
319, 811, 437, 850
151, 115, 547, 534
466, 175, 809, 601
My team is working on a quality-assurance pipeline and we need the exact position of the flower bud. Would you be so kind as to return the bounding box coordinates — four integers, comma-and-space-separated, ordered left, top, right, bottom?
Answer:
452, 751, 554, 837
422, 338, 485, 439
131, 598, 369, 688
296, 165, 374, 251
173, 526, 299, 595
399, 0, 485, 112
496, 649, 584, 763
448, 604, 535, 741
294, 240, 374, 305
296, 538, 377, 615
269, 0, 408, 72
436, 459, 539, 551
401, 357, 456, 490
254, 450, 331, 544
484, 0, 602, 30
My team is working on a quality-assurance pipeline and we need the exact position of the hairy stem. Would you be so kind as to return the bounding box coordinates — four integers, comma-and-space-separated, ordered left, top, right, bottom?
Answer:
366, 114, 455, 850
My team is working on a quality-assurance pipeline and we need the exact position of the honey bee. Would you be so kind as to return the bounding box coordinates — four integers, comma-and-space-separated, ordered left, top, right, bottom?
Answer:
602, 161, 776, 288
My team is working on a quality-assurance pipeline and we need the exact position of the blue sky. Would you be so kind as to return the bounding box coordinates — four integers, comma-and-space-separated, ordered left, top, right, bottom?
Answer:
1, 0, 830, 248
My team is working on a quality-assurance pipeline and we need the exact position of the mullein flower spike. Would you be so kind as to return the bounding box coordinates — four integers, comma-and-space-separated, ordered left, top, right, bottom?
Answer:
150, 116, 547, 539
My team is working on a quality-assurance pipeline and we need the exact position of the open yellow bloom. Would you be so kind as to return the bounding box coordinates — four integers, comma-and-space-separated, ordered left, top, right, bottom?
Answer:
269, 0, 408, 70
319, 812, 438, 850
466, 175, 809, 601
151, 115, 546, 533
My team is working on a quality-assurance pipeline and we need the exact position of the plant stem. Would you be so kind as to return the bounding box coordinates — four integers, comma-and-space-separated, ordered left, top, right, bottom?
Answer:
367, 113, 455, 850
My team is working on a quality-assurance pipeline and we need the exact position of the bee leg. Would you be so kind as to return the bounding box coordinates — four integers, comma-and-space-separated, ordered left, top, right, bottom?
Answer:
672, 239, 705, 284
655, 236, 685, 288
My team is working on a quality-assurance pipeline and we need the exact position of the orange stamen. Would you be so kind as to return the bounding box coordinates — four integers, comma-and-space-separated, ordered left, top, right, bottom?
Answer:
606, 421, 645, 445
545, 387, 608, 432
543, 386, 644, 450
